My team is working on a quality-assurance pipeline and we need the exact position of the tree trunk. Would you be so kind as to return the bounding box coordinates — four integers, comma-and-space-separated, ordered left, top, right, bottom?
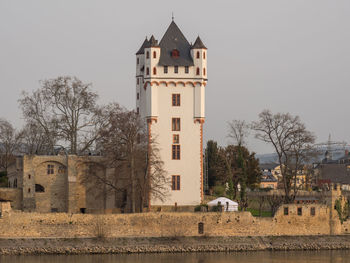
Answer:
130, 148, 136, 213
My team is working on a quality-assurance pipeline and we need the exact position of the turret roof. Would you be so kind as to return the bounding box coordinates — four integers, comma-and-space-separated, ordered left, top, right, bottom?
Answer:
192, 36, 207, 49
158, 21, 194, 66
136, 37, 149, 55
145, 35, 159, 48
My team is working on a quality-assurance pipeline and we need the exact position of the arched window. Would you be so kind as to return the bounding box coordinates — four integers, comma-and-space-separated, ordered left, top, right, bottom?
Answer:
137, 58, 139, 64
171, 49, 180, 58
203, 52, 206, 59
146, 51, 150, 59
28, 174, 31, 179
153, 51, 156, 58
146, 67, 149, 75
196, 51, 200, 59
153, 67, 157, 75
203, 68, 206, 76
196, 67, 200, 75
14, 179, 17, 188
35, 184, 45, 193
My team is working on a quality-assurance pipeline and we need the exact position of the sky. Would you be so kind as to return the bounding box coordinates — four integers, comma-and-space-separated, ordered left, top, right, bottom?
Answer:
0, 0, 349, 154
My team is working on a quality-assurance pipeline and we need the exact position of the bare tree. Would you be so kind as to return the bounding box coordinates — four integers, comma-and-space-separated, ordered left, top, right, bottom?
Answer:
137, 137, 170, 212
266, 194, 284, 216
228, 119, 249, 147
252, 110, 315, 202
19, 76, 100, 154
99, 104, 142, 212
227, 120, 256, 203
0, 119, 23, 172
256, 195, 266, 217
84, 104, 169, 213
21, 121, 53, 155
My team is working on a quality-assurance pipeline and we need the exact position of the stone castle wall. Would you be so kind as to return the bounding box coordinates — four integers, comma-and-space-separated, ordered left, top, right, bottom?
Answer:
5, 155, 120, 213
0, 188, 22, 210
0, 203, 343, 238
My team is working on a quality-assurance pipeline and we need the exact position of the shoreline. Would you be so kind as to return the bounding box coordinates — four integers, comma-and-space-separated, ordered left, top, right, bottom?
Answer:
1, 235, 350, 255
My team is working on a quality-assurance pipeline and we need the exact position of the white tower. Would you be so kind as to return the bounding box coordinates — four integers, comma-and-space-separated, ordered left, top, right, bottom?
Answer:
136, 21, 207, 207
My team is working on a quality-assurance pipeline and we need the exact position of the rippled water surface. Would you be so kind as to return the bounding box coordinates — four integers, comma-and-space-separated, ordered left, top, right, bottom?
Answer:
1, 251, 350, 263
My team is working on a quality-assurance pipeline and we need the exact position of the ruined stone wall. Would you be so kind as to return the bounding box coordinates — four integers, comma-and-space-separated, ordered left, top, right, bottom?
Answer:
74, 159, 107, 213
7, 157, 23, 189
15, 155, 117, 214
0, 202, 12, 216
0, 188, 22, 210
0, 204, 342, 238
22, 155, 68, 212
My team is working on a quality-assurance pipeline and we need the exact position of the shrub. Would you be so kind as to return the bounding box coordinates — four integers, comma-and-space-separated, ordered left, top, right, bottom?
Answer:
213, 185, 225, 197
93, 216, 106, 239
194, 204, 208, 212
211, 205, 223, 212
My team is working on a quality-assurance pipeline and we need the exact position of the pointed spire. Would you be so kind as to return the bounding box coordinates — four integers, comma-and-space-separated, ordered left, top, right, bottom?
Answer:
191, 36, 207, 49
172, 12, 174, 22
145, 35, 159, 48
136, 37, 149, 55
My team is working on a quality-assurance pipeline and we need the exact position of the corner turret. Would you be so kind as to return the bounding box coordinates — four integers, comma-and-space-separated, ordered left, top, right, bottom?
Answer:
191, 36, 207, 80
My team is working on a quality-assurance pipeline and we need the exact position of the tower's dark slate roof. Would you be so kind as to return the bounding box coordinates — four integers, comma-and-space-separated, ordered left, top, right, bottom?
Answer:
136, 37, 149, 55
158, 21, 194, 66
192, 36, 207, 49
145, 35, 159, 48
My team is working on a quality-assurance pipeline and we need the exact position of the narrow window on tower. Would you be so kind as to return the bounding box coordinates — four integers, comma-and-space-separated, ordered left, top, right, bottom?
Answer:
203, 68, 206, 76
137, 93, 139, 100
196, 67, 200, 75
172, 145, 180, 160
174, 66, 178, 74
172, 175, 181, 190
173, 134, 179, 144
146, 51, 149, 59
172, 118, 180, 131
196, 51, 200, 59
153, 51, 156, 58
164, 66, 168, 74
185, 66, 189, 74
172, 94, 180, 106
203, 52, 206, 59
137, 78, 139, 85
137, 107, 139, 114
146, 67, 149, 75
137, 58, 139, 64
153, 67, 157, 75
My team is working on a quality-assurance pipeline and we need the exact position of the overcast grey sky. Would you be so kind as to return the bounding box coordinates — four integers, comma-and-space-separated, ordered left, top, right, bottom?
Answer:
0, 0, 349, 154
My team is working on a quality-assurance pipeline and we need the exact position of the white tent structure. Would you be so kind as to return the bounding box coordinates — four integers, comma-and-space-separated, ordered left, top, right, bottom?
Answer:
207, 197, 238, 212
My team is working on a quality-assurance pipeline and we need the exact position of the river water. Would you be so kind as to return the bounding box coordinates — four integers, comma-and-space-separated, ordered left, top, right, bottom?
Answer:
1, 251, 350, 263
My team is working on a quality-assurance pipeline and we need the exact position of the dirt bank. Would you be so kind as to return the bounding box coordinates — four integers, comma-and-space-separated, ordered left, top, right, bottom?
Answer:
1, 235, 350, 255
